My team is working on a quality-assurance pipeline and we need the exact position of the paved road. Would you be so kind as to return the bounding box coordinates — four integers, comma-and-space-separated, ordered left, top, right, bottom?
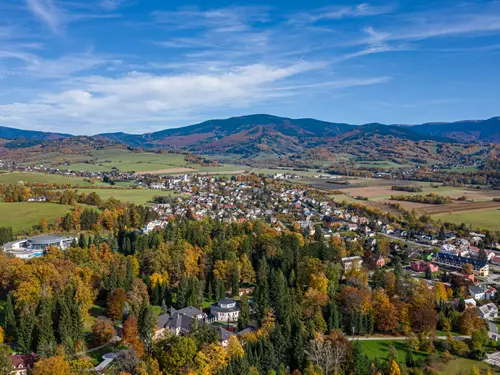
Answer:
379, 233, 434, 249
347, 335, 470, 341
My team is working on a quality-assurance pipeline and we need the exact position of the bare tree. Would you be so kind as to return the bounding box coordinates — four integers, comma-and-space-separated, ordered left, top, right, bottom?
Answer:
307, 335, 348, 375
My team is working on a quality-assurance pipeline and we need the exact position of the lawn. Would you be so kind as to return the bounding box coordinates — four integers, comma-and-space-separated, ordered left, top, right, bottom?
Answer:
67, 188, 176, 205
440, 357, 497, 374
58, 149, 246, 174
0, 172, 100, 186
436, 209, 500, 231
358, 340, 498, 374
0, 202, 74, 233
357, 340, 418, 362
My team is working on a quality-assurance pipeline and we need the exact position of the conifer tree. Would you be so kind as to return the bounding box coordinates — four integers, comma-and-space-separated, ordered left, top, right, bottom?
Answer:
78, 233, 86, 248
4, 293, 16, 341
36, 298, 56, 357
57, 297, 73, 352
18, 309, 35, 354
238, 294, 250, 331
138, 299, 156, 354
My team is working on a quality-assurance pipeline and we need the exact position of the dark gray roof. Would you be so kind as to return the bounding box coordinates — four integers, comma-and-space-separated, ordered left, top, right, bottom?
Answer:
470, 285, 486, 294
28, 235, 66, 244
157, 314, 170, 329
172, 306, 203, 318
211, 301, 239, 313
218, 298, 236, 305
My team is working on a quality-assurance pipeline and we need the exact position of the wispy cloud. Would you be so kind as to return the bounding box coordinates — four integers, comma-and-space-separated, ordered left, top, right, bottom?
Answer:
0, 62, 388, 133
288, 3, 395, 26
100, 0, 126, 11
25, 0, 63, 34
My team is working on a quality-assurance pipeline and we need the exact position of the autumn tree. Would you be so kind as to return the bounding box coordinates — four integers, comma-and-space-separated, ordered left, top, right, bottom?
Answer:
33, 356, 70, 375
107, 288, 127, 321
122, 316, 144, 358
91, 317, 115, 346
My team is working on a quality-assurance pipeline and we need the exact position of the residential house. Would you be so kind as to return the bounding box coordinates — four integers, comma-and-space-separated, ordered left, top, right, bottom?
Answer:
469, 286, 486, 300
411, 261, 438, 273
155, 306, 206, 339
434, 253, 489, 277
341, 256, 363, 272
10, 355, 35, 375
210, 298, 240, 322
479, 303, 499, 319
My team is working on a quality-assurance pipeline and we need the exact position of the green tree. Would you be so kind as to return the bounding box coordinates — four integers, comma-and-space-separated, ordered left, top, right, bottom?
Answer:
154, 336, 197, 375
238, 294, 250, 331
4, 293, 16, 342
138, 299, 156, 354
0, 345, 13, 375
18, 309, 35, 354
37, 298, 56, 358
353, 342, 372, 375
57, 297, 74, 352
232, 266, 240, 297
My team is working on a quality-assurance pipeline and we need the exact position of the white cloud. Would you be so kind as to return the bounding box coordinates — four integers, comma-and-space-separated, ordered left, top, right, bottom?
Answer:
100, 0, 126, 11
0, 62, 388, 133
25, 0, 63, 34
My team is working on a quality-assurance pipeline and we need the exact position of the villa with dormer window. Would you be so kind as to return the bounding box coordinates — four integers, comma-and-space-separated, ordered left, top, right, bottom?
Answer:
210, 298, 240, 322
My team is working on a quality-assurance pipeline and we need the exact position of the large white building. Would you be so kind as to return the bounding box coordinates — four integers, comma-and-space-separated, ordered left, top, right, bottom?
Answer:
3, 235, 75, 259
210, 298, 240, 322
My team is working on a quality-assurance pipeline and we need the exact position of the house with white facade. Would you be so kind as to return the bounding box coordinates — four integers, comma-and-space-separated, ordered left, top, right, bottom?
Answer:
210, 298, 240, 322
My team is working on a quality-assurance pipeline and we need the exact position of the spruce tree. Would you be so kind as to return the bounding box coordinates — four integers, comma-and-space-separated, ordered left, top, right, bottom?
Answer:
207, 281, 213, 302
57, 297, 74, 352
78, 233, 86, 248
232, 266, 240, 298
36, 298, 56, 358
353, 341, 372, 375
125, 257, 134, 291
238, 294, 250, 331
4, 293, 16, 341
18, 309, 35, 354
138, 299, 156, 354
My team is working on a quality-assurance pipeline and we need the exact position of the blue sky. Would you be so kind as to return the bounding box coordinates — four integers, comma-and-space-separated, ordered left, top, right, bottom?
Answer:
0, 0, 499, 134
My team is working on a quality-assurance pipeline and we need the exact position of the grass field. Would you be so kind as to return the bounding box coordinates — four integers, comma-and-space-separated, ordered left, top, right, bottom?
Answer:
358, 340, 497, 374
0, 202, 73, 233
67, 188, 175, 205
308, 177, 500, 230
0, 172, 101, 186
436, 209, 500, 231
57, 149, 246, 174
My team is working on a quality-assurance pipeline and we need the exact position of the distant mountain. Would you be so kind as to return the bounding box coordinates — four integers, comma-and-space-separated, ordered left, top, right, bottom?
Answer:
2, 115, 500, 157
0, 125, 70, 141
411, 117, 500, 143
99, 114, 451, 154
98, 114, 358, 154
336, 123, 450, 142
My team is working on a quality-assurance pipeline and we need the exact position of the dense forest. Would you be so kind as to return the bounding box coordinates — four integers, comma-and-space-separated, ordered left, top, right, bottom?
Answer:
0, 213, 497, 375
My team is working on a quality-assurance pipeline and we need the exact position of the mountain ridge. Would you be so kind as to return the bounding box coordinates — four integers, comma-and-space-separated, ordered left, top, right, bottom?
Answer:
1, 115, 499, 154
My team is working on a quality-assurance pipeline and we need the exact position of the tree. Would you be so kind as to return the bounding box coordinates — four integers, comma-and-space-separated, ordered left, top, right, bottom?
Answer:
18, 309, 35, 354
39, 217, 49, 233
122, 316, 144, 358
227, 335, 244, 359
238, 294, 250, 331
388, 360, 401, 375
138, 300, 156, 354
116, 349, 140, 374
4, 293, 16, 342
353, 342, 371, 375
107, 288, 127, 321
36, 298, 56, 358
33, 356, 70, 375
0, 345, 12, 375
91, 317, 115, 346
154, 336, 197, 375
